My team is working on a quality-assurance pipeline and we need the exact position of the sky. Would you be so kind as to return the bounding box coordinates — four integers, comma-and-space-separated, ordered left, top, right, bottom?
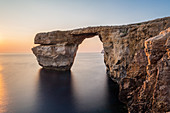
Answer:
0, 0, 169, 53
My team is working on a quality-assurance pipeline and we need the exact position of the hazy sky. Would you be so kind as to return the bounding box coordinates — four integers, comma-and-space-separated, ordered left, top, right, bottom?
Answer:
0, 0, 169, 53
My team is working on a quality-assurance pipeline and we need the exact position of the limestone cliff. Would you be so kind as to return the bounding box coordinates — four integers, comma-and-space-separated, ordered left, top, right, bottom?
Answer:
32, 17, 170, 112
119, 28, 170, 112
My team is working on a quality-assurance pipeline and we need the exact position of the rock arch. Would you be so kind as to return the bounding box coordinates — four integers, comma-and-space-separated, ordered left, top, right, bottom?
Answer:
32, 30, 100, 71
32, 17, 170, 83
32, 17, 170, 112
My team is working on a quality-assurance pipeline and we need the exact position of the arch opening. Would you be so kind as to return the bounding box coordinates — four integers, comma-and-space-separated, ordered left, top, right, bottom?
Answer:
69, 35, 127, 113
77, 35, 103, 53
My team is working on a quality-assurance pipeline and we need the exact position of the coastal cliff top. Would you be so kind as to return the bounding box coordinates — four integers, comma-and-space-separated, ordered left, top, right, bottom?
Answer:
34, 17, 170, 45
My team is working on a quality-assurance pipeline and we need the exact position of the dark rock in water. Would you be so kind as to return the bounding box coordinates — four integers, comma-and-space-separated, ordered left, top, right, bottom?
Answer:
32, 17, 170, 112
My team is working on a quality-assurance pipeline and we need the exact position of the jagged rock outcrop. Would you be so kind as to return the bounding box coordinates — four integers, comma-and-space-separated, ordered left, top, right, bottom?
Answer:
32, 17, 170, 112
141, 28, 170, 112
119, 28, 170, 113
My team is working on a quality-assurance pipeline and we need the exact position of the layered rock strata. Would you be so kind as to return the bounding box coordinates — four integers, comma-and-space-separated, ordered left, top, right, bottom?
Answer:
32, 44, 78, 70
119, 28, 170, 112
32, 17, 170, 112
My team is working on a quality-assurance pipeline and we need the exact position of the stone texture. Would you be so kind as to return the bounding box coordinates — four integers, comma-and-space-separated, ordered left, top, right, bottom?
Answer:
32, 17, 170, 112
32, 44, 78, 71
119, 28, 170, 113
143, 28, 169, 112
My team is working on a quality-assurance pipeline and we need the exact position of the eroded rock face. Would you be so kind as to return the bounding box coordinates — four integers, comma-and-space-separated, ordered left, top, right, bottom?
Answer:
118, 27, 170, 113
143, 28, 170, 112
32, 44, 78, 71
32, 17, 170, 112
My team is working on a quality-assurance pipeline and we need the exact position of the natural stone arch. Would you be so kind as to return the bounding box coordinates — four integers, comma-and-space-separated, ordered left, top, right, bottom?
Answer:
32, 17, 170, 83
32, 31, 101, 71
32, 17, 170, 113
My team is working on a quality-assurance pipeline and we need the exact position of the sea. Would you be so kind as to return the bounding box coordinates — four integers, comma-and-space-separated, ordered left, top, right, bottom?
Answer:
0, 53, 127, 113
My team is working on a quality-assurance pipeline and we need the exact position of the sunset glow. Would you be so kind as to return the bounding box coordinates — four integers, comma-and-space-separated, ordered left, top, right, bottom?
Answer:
0, 0, 169, 113
0, 0, 169, 53
0, 67, 8, 113
78, 36, 103, 53
0, 65, 3, 71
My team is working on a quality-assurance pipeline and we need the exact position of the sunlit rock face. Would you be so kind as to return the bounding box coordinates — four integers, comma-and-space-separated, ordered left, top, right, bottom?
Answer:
32, 44, 78, 71
119, 27, 170, 113
32, 17, 170, 112
143, 28, 170, 112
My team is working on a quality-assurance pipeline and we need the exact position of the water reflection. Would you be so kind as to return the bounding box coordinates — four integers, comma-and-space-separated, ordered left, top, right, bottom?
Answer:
36, 69, 76, 113
0, 66, 8, 113
35, 68, 127, 113
0, 54, 127, 113
106, 77, 127, 113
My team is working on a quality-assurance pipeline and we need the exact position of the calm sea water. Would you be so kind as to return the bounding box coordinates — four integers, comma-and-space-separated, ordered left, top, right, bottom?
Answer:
0, 53, 127, 113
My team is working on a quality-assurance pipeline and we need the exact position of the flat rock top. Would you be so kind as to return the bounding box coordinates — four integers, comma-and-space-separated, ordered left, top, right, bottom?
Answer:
34, 17, 170, 45
71, 17, 170, 35
43, 17, 170, 34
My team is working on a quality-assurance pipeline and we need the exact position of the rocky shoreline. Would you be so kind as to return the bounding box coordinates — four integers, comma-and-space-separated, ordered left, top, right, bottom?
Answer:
32, 17, 170, 112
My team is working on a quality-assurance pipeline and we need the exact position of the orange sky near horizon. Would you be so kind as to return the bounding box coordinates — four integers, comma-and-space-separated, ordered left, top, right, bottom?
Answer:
0, 22, 103, 53
78, 36, 103, 53
0, 32, 103, 53
0, 0, 169, 53
0, 32, 34, 53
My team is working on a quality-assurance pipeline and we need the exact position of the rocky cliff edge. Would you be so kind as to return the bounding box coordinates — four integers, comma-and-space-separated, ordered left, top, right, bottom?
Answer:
32, 17, 170, 112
